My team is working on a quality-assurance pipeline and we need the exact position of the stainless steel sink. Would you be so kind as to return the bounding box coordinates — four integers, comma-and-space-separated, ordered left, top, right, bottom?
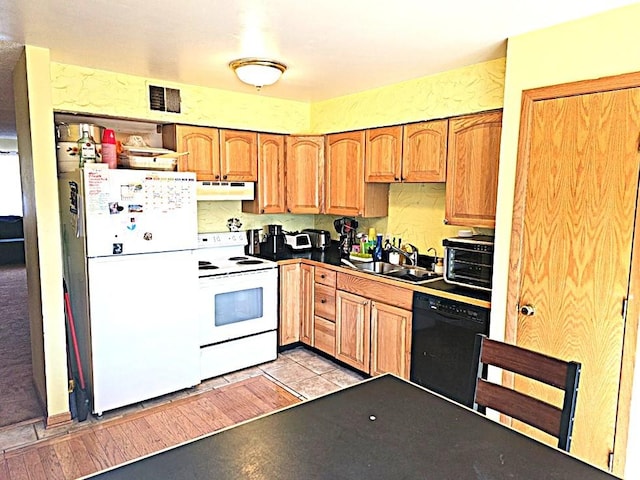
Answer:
342, 259, 442, 284
352, 261, 403, 274
383, 267, 443, 284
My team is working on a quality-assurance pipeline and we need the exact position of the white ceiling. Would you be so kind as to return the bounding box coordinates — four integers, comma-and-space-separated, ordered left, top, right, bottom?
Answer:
0, 0, 638, 139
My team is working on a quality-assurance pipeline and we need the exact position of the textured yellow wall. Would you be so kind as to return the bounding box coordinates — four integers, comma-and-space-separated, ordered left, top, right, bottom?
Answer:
311, 58, 505, 133
50, 63, 310, 134
15, 47, 69, 419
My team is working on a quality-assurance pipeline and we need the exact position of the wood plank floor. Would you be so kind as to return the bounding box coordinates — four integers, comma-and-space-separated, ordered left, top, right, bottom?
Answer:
0, 376, 300, 480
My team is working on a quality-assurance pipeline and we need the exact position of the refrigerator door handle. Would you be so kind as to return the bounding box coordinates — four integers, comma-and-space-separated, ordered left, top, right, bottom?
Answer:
76, 195, 85, 239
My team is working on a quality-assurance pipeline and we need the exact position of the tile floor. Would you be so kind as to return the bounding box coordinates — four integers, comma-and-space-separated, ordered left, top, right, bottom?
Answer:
0, 346, 366, 453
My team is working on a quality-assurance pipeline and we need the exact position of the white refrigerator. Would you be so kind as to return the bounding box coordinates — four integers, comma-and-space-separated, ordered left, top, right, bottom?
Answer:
59, 166, 200, 416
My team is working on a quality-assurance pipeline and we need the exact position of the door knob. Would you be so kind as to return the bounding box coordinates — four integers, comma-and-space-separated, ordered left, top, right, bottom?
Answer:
520, 304, 536, 316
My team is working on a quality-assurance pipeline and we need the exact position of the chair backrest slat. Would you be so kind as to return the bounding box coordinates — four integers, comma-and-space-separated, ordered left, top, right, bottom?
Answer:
472, 334, 581, 452
475, 379, 562, 437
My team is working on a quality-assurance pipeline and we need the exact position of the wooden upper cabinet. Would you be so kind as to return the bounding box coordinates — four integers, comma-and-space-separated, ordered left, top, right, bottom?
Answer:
326, 131, 389, 218
445, 110, 502, 228
242, 134, 286, 214
365, 126, 403, 182
402, 120, 448, 182
163, 124, 220, 181
219, 129, 258, 181
286, 136, 324, 214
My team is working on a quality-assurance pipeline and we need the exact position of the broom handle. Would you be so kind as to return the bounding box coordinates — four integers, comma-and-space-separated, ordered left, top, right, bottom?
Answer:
63, 281, 86, 390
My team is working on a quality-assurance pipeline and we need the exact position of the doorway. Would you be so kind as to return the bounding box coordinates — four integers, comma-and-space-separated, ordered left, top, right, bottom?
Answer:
0, 151, 42, 428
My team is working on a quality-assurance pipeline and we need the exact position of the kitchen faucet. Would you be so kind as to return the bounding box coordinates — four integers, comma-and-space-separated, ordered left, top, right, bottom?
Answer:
388, 243, 419, 266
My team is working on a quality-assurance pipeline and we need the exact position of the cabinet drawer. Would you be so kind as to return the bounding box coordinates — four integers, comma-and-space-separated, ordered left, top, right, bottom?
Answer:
336, 272, 412, 311
315, 267, 336, 287
314, 283, 336, 321
314, 316, 336, 356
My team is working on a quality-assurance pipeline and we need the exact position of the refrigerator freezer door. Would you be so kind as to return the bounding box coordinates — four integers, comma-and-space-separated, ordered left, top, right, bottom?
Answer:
87, 250, 199, 415
81, 168, 197, 257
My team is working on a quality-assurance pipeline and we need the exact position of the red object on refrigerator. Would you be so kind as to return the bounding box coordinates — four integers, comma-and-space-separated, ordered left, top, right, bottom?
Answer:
101, 129, 117, 169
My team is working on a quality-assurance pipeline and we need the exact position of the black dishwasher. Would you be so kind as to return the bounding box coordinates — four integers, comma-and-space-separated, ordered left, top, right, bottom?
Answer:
410, 292, 489, 408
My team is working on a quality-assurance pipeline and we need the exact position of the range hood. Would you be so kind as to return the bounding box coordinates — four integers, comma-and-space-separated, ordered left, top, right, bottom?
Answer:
196, 181, 254, 201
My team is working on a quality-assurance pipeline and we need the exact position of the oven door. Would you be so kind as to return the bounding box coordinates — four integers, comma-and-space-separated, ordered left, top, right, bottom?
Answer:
199, 268, 278, 345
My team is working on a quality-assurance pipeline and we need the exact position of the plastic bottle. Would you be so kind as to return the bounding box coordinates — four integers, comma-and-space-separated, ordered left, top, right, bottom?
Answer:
434, 258, 444, 274
101, 129, 117, 169
373, 234, 383, 261
77, 128, 96, 167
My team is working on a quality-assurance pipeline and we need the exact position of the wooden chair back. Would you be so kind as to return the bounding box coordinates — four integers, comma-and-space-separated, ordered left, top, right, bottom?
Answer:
472, 334, 581, 452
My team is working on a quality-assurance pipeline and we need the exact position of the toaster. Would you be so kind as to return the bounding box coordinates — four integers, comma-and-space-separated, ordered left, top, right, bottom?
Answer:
302, 229, 332, 250
284, 233, 312, 251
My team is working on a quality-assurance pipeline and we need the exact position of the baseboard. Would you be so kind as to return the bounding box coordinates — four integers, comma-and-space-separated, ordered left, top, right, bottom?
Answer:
45, 411, 72, 428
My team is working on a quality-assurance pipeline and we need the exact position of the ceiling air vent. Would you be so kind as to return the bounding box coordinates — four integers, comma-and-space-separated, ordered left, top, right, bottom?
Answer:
148, 85, 181, 113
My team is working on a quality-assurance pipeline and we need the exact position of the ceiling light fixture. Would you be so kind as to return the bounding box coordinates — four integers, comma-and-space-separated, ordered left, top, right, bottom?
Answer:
229, 58, 287, 89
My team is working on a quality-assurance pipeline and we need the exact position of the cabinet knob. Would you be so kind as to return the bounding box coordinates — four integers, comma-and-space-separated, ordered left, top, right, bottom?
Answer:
321, 299, 326, 304
215, 174, 220, 180
520, 304, 536, 316
394, 177, 400, 181
443, 219, 449, 225
223, 175, 228, 180
320, 274, 326, 279
261, 209, 265, 214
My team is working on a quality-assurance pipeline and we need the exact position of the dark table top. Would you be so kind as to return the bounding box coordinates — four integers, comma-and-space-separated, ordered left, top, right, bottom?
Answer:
89, 375, 617, 480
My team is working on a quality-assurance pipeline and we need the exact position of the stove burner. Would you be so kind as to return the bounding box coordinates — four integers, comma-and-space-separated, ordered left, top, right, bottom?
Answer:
199, 265, 220, 270
199, 261, 213, 266
229, 256, 248, 261
236, 259, 264, 265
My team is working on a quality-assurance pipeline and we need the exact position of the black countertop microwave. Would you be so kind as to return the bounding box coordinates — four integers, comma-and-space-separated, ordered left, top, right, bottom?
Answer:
442, 235, 494, 292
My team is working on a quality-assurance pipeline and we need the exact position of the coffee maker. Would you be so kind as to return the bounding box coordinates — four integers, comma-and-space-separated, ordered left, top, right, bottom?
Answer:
262, 224, 286, 256
334, 217, 358, 258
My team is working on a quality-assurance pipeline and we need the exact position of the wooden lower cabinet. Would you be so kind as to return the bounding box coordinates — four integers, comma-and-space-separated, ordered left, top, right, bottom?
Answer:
370, 301, 412, 379
279, 264, 412, 380
278, 263, 313, 346
335, 286, 412, 379
312, 266, 337, 355
335, 290, 371, 372
314, 316, 336, 356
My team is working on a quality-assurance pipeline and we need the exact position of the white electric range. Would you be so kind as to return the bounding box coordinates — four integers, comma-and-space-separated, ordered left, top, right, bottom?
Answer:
197, 232, 279, 380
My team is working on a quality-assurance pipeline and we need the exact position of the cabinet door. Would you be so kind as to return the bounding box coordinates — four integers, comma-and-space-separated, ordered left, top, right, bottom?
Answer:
285, 136, 324, 214
402, 120, 448, 182
299, 264, 315, 346
370, 301, 412, 379
219, 129, 258, 181
242, 134, 286, 214
335, 290, 370, 372
278, 264, 301, 346
445, 111, 502, 227
365, 126, 403, 182
325, 131, 364, 216
164, 125, 220, 181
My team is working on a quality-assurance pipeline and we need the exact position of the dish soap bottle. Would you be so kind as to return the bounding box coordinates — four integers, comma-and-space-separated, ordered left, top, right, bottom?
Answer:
373, 234, 383, 261
77, 128, 96, 167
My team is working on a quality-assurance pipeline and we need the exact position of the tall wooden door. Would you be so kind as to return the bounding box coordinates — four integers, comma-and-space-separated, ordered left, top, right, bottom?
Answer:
508, 85, 640, 471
